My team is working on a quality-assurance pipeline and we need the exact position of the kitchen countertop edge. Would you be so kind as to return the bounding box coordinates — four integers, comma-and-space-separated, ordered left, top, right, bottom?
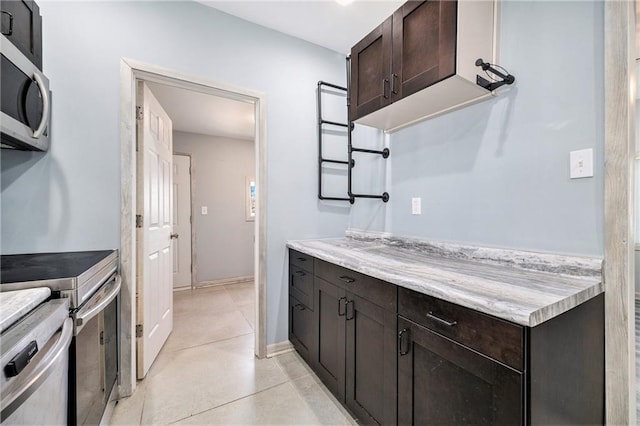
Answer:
287, 237, 603, 328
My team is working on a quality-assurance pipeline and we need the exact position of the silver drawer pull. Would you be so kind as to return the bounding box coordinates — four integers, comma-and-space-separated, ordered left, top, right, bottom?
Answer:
338, 276, 355, 283
398, 328, 410, 356
294, 271, 305, 277
296, 257, 307, 262
294, 303, 306, 311
426, 312, 457, 327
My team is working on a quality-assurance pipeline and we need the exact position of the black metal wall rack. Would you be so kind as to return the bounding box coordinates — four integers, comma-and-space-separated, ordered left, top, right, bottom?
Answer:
317, 59, 390, 204
317, 81, 352, 202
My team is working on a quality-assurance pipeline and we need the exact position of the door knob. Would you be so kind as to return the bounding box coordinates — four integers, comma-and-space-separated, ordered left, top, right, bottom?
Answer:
170, 233, 179, 239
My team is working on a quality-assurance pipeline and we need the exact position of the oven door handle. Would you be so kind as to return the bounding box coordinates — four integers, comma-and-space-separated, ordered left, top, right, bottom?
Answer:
0, 318, 73, 421
75, 275, 121, 330
32, 72, 50, 139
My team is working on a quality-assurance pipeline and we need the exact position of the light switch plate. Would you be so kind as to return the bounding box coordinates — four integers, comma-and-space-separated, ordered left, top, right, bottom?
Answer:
201, 206, 208, 215
412, 197, 421, 215
570, 148, 593, 179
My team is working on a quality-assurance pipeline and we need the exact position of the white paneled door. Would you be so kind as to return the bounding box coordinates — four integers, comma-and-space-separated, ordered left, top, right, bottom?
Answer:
136, 82, 174, 379
172, 154, 192, 288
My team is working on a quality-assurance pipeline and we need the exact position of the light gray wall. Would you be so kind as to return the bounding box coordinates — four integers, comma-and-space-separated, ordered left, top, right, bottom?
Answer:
350, 1, 604, 257
174, 131, 254, 283
0, 1, 349, 345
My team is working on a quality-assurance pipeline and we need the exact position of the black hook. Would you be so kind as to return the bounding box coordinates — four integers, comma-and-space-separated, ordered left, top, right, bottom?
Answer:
475, 58, 515, 91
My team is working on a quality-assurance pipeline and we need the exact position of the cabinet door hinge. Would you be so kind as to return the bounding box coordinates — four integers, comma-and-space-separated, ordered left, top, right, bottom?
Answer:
136, 214, 143, 228
136, 106, 144, 120
136, 324, 143, 338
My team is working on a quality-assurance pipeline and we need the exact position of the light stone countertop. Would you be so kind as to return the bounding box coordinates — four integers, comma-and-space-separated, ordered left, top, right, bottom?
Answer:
287, 231, 603, 327
0, 287, 51, 333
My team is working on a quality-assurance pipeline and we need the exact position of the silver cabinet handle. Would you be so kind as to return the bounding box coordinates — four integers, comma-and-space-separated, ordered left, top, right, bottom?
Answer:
382, 78, 390, 99
398, 328, 410, 356
76, 275, 121, 329
0, 318, 73, 420
170, 233, 179, 239
426, 312, 457, 327
338, 276, 355, 284
32, 72, 50, 139
345, 300, 355, 321
338, 297, 347, 316
1, 11, 13, 36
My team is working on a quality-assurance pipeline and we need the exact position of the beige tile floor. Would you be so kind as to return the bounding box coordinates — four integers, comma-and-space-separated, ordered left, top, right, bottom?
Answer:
109, 283, 356, 425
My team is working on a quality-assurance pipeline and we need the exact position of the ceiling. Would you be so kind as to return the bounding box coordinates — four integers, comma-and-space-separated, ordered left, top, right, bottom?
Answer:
197, 0, 404, 54
147, 82, 255, 140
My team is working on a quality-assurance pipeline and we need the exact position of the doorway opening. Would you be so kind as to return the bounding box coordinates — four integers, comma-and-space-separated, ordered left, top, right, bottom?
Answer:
120, 59, 267, 395
147, 80, 257, 294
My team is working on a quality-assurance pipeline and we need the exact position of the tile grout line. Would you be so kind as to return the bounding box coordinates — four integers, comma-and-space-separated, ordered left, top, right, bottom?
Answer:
237, 305, 255, 331
144, 330, 256, 381
124, 284, 258, 424
138, 383, 148, 426
161, 329, 255, 355
167, 380, 292, 425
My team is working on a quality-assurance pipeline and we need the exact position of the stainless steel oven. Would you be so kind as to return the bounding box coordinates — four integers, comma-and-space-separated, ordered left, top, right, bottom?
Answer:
1, 32, 50, 151
0, 250, 120, 425
71, 273, 119, 425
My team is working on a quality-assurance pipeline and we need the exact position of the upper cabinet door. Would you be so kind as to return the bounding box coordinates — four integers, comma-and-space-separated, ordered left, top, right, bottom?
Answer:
0, 0, 43, 70
391, 0, 457, 101
350, 16, 392, 121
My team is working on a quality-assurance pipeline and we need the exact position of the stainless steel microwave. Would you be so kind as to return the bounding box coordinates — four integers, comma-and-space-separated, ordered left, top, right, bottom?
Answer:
1, 34, 50, 151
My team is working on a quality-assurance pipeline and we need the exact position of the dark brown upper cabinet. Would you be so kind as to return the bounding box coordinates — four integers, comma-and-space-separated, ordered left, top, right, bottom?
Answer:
350, 0, 497, 131
391, 0, 457, 101
0, 0, 43, 70
350, 16, 392, 120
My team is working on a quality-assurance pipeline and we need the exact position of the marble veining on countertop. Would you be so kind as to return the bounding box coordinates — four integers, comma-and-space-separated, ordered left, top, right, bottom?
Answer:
0, 287, 51, 333
287, 231, 603, 327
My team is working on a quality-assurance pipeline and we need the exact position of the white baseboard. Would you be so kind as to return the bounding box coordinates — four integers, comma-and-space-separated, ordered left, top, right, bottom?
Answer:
172, 286, 192, 292
267, 340, 294, 357
195, 275, 254, 288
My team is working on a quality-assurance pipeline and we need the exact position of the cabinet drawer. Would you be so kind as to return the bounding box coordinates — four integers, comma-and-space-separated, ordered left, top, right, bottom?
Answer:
290, 249, 314, 273
289, 265, 313, 310
289, 296, 314, 363
315, 259, 396, 312
398, 287, 524, 371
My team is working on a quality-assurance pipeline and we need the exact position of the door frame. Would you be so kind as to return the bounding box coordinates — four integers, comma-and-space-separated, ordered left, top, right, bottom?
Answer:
172, 152, 194, 290
604, 1, 636, 424
119, 58, 267, 396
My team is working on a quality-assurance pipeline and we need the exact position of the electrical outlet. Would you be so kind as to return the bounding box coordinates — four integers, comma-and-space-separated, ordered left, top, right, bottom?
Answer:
412, 197, 421, 215
570, 149, 593, 179
201, 206, 208, 215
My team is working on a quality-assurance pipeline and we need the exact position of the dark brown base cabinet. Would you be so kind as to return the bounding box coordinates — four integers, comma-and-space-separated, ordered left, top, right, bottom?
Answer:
397, 316, 522, 425
312, 258, 397, 426
288, 250, 315, 363
288, 249, 604, 425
